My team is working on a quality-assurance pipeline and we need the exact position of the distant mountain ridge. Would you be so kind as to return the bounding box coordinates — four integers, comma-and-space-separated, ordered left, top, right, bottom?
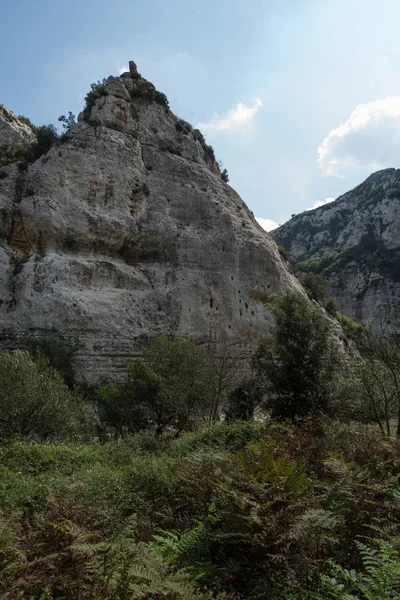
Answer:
274, 168, 400, 331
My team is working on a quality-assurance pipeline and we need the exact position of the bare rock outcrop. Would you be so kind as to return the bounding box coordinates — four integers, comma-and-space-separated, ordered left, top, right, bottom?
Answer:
274, 169, 400, 332
0, 68, 300, 384
0, 106, 36, 148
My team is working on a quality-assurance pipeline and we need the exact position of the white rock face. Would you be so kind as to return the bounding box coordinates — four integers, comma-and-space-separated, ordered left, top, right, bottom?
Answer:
0, 106, 36, 148
274, 169, 400, 331
0, 72, 300, 384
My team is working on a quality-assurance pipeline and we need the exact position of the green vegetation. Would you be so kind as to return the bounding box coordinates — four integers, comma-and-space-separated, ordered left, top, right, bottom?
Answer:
175, 118, 192, 135
300, 271, 329, 301
254, 292, 338, 420
221, 168, 229, 183
83, 78, 107, 121
58, 111, 76, 133
1, 417, 400, 598
0, 351, 95, 440
129, 72, 170, 110
0, 124, 59, 168
277, 244, 289, 262
325, 297, 338, 316
192, 128, 216, 163
1, 301, 400, 597
97, 336, 214, 436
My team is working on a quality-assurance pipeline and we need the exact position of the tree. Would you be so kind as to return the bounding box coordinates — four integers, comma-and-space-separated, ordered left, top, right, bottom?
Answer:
300, 273, 328, 302
98, 337, 215, 436
0, 351, 95, 440
29, 124, 58, 161
225, 380, 261, 421
96, 382, 148, 437
58, 111, 76, 133
253, 292, 338, 420
206, 340, 251, 422
355, 322, 400, 437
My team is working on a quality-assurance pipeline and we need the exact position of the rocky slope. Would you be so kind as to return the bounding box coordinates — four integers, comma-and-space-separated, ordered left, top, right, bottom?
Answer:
0, 63, 300, 384
0, 106, 36, 148
274, 169, 400, 331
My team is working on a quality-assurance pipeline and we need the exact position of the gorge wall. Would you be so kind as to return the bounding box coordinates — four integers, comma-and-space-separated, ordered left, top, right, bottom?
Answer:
274, 169, 400, 332
0, 64, 300, 384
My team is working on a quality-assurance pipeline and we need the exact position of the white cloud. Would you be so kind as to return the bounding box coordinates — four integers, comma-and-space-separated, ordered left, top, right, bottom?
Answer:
255, 217, 279, 232
318, 96, 400, 176
175, 52, 188, 58
306, 197, 335, 211
197, 98, 262, 133
117, 65, 128, 75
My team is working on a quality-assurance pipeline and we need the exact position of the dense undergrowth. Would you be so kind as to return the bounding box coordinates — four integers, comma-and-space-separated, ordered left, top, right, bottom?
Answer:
1, 419, 400, 599
1, 294, 400, 598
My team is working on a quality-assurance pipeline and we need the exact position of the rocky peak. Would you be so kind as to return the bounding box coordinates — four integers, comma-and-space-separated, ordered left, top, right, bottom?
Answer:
274, 168, 400, 331
80, 67, 220, 177
0, 65, 301, 384
0, 105, 36, 148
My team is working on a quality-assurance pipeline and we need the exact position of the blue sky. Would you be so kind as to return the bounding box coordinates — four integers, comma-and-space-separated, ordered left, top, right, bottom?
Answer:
2, 0, 400, 229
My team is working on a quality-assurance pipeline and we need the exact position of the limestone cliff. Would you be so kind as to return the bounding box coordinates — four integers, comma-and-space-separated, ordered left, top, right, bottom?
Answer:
0, 106, 36, 149
0, 64, 300, 384
274, 169, 400, 331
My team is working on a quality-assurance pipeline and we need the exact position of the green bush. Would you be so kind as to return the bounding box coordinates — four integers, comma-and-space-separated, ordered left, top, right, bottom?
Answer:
168, 420, 262, 455
175, 119, 192, 134
0, 351, 96, 441
0, 143, 31, 167
221, 168, 229, 183
325, 298, 338, 316
278, 244, 289, 262
83, 78, 107, 121
28, 333, 78, 387
130, 76, 170, 109
300, 272, 328, 302
192, 128, 216, 163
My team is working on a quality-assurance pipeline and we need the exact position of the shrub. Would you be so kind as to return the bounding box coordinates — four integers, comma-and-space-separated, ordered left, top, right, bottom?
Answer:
325, 298, 338, 316
175, 119, 192, 135
168, 420, 262, 455
130, 76, 170, 110
300, 272, 328, 302
17, 114, 37, 133
278, 244, 289, 262
58, 111, 76, 134
83, 78, 107, 121
221, 168, 229, 183
318, 536, 400, 599
192, 128, 216, 164
0, 143, 31, 167
29, 124, 58, 161
0, 351, 96, 441
225, 381, 261, 421
96, 382, 149, 437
